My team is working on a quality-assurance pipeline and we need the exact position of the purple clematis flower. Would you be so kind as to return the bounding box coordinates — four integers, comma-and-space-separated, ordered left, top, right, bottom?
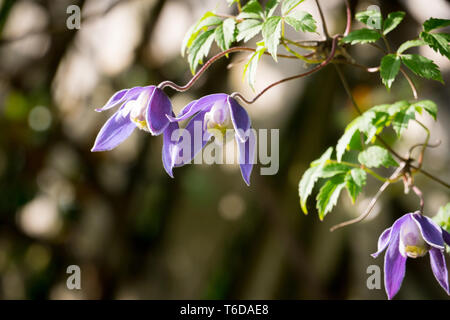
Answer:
167, 93, 255, 185
91, 85, 179, 177
372, 212, 450, 299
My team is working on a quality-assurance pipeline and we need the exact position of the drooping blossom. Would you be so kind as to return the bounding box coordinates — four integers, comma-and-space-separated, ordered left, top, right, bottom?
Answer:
91, 86, 179, 177
167, 94, 255, 185
372, 212, 450, 299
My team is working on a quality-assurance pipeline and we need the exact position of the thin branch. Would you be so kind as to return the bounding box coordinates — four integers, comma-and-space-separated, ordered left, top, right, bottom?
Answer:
231, 36, 339, 105
344, 0, 352, 36
412, 167, 450, 189
282, 41, 323, 64
408, 140, 441, 157
315, 0, 330, 39
158, 47, 297, 92
327, 160, 398, 183
333, 59, 380, 72
413, 119, 430, 169
400, 68, 418, 100
330, 166, 404, 232
411, 185, 425, 212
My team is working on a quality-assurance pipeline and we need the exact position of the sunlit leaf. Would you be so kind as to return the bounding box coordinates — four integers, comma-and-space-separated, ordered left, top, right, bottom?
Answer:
380, 54, 401, 89
383, 11, 405, 35
358, 146, 398, 168
341, 28, 381, 45
262, 16, 282, 61
299, 147, 333, 214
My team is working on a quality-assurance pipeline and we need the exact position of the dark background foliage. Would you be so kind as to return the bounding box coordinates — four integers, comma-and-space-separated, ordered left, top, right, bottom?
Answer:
0, 0, 448, 299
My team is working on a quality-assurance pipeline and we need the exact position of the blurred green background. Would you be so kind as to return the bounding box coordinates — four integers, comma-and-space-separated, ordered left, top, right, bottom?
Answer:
0, 0, 448, 299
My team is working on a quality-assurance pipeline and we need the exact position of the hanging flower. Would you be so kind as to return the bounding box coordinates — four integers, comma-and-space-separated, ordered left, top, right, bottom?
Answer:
372, 212, 450, 299
91, 86, 179, 177
167, 94, 255, 185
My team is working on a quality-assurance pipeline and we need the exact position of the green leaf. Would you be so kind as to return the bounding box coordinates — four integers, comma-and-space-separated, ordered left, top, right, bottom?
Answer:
237, 19, 263, 42
320, 162, 352, 178
223, 18, 236, 49
397, 39, 427, 54
336, 110, 379, 161
341, 28, 381, 45
390, 102, 415, 136
188, 29, 215, 74
285, 11, 317, 33
243, 43, 266, 91
281, 0, 305, 16
355, 10, 382, 29
433, 203, 450, 253
345, 168, 367, 204
299, 147, 333, 214
214, 25, 226, 51
265, 0, 280, 18
401, 54, 443, 83
316, 174, 346, 220
421, 31, 450, 59
433, 203, 450, 232
238, 0, 264, 20
181, 12, 222, 56
358, 146, 398, 168
383, 11, 405, 35
411, 100, 438, 120
423, 18, 450, 32
380, 54, 401, 89
262, 16, 282, 61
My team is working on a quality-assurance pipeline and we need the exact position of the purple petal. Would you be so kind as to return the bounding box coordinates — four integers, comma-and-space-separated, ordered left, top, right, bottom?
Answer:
167, 94, 228, 122
173, 110, 211, 166
146, 87, 172, 136
442, 229, 450, 247
228, 97, 251, 143
429, 247, 449, 294
384, 226, 407, 300
412, 213, 445, 250
371, 227, 392, 258
373, 215, 410, 259
167, 100, 197, 122
236, 129, 256, 186
95, 87, 144, 112
91, 106, 136, 152
162, 115, 180, 178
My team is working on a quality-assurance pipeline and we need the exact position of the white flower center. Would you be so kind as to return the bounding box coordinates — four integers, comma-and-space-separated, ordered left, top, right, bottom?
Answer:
121, 89, 151, 132
204, 102, 232, 144
399, 218, 429, 258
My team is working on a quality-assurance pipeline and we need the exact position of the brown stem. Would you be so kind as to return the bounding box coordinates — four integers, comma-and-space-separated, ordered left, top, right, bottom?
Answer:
158, 47, 296, 92
400, 68, 418, 100
330, 166, 404, 232
232, 36, 339, 105
344, 0, 352, 36
315, 0, 330, 39
411, 185, 424, 213
412, 167, 450, 189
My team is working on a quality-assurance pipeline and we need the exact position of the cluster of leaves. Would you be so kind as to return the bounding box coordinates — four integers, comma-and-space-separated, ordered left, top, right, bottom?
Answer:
182, 0, 317, 88
299, 99, 438, 220
342, 10, 449, 89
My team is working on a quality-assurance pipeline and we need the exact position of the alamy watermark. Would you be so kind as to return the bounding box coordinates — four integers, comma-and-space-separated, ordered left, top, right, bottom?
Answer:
66, 5, 81, 30
366, 265, 381, 290
169, 122, 280, 176
66, 265, 81, 290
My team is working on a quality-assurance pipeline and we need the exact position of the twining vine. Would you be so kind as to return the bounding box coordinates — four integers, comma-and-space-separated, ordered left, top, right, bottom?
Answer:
91, 0, 450, 299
